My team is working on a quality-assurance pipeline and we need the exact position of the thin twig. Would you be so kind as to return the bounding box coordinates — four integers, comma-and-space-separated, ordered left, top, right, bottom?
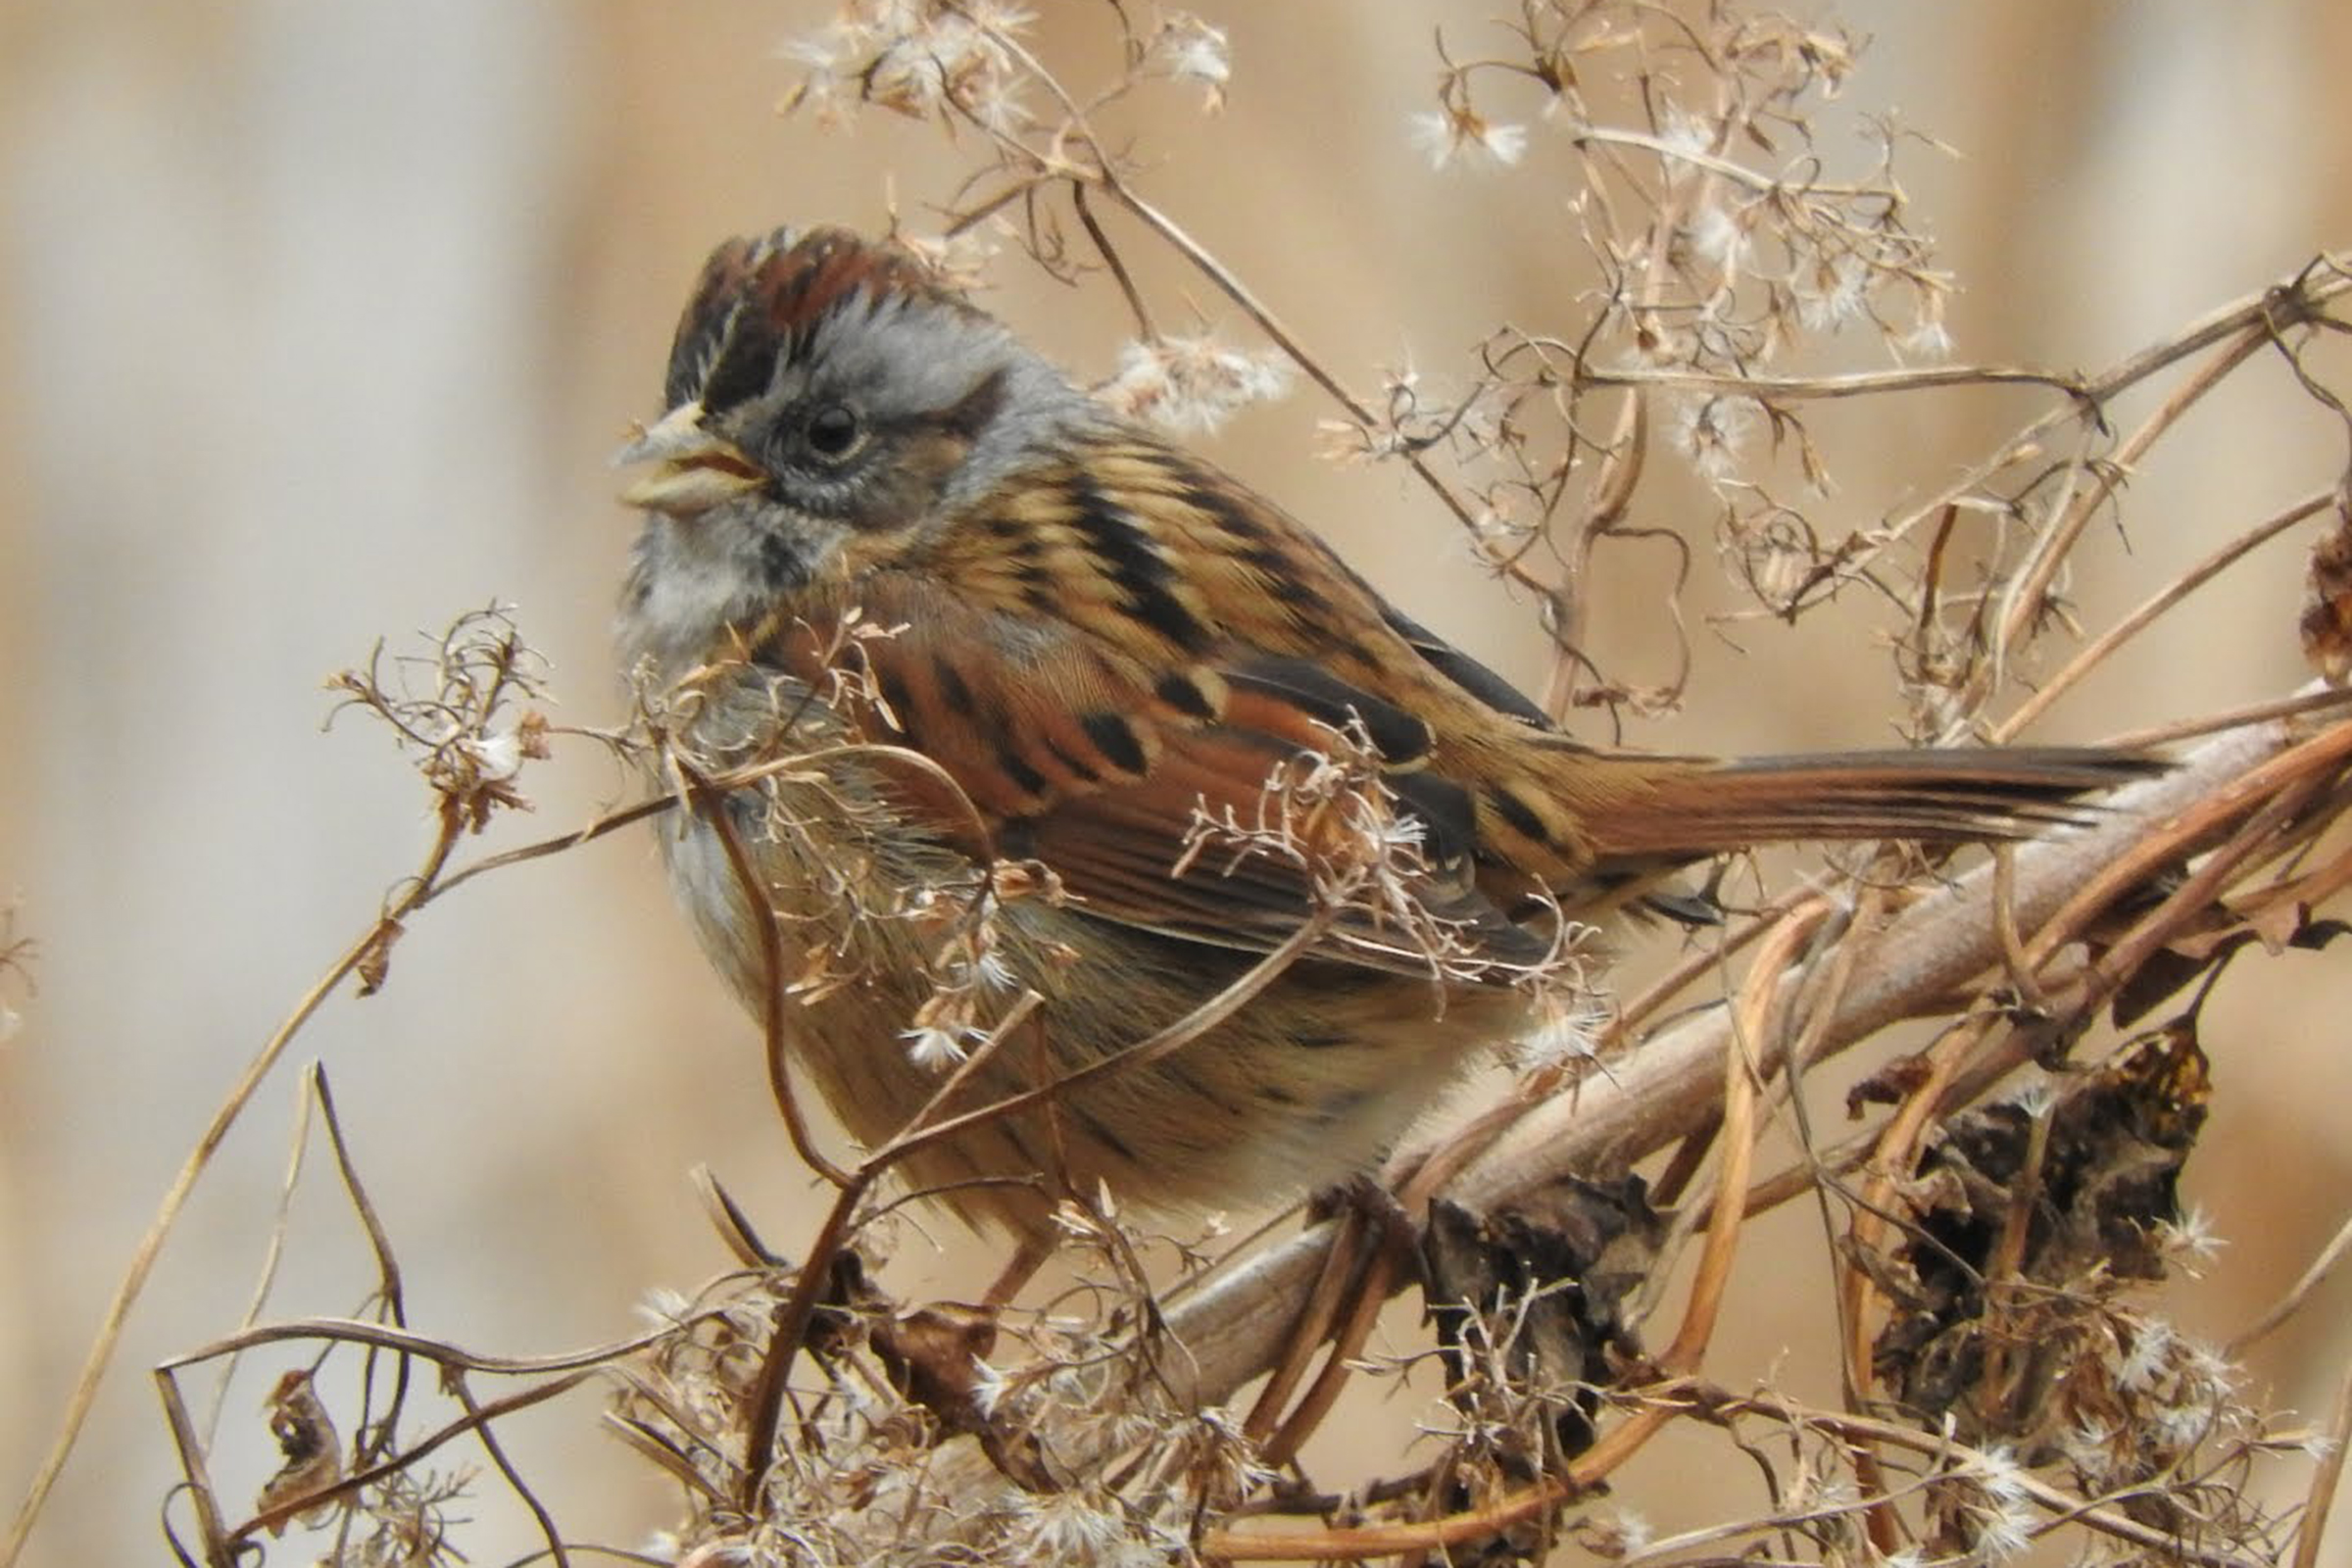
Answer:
672, 756, 854, 1192
2293, 1357, 2352, 1568
1998, 488, 2336, 740
2229, 1207, 2352, 1355
4, 809, 466, 1568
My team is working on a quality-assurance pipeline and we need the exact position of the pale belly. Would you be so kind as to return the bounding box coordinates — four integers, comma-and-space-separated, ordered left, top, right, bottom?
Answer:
657, 780, 1518, 1235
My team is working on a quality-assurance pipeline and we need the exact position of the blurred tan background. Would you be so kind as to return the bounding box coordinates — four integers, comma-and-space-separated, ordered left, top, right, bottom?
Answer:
2, 3, 2349, 1563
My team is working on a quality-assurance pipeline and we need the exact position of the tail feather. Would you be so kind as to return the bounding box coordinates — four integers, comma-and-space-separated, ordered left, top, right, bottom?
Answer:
1572, 746, 2160, 866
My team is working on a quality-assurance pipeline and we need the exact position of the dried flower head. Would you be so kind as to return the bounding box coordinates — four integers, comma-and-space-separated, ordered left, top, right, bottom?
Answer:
1143, 12, 1232, 112
1098, 333, 1294, 433
1409, 105, 1530, 171
324, 604, 553, 834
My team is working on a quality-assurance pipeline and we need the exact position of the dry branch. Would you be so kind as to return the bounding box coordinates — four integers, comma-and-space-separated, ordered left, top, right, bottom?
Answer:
9, 7, 2345, 1567
887, 705, 2330, 1536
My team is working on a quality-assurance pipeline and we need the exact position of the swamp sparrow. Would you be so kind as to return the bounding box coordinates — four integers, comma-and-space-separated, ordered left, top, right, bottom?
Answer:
616, 226, 2143, 1246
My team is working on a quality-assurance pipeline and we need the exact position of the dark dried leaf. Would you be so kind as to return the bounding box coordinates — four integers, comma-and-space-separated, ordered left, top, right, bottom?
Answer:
870, 1304, 1053, 1490
1422, 1173, 1663, 1468
1873, 1025, 2210, 1455
1847, 1051, 1935, 1114
257, 1369, 343, 1536
2300, 502, 2352, 681
2111, 902, 2352, 1025
356, 919, 403, 998
2110, 933, 2245, 1027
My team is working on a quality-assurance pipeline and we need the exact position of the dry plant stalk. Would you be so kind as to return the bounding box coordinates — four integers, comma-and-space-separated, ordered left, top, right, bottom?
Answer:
10, 5, 2352, 1568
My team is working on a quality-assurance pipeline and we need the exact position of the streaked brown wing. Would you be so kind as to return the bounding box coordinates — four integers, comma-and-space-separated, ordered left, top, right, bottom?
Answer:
906, 434, 1651, 888
750, 571, 1545, 976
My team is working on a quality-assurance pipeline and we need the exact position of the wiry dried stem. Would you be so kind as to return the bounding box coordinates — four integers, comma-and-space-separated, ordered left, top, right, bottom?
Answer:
6, 808, 468, 1568
14, 9, 2340, 1568
2231, 1206, 2352, 1355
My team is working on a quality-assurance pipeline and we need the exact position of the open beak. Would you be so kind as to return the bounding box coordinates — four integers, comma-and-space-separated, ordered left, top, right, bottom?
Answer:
614, 403, 766, 515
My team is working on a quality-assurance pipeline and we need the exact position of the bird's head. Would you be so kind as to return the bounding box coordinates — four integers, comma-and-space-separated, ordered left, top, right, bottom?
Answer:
617, 227, 1092, 605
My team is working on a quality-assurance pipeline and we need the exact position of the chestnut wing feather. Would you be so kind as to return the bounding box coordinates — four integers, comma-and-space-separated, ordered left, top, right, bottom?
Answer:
752, 572, 1544, 976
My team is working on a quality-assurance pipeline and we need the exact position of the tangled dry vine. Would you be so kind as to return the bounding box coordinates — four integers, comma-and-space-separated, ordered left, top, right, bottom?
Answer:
9, 5, 2352, 1567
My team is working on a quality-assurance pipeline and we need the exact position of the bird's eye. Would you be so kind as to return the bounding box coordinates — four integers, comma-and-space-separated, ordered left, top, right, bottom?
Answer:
804, 402, 863, 461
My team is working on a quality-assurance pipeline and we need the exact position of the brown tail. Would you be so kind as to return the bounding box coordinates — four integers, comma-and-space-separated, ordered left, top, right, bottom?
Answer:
1571, 746, 2160, 866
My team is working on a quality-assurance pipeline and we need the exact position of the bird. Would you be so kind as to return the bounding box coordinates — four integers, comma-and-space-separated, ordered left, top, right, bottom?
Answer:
614, 224, 2146, 1267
